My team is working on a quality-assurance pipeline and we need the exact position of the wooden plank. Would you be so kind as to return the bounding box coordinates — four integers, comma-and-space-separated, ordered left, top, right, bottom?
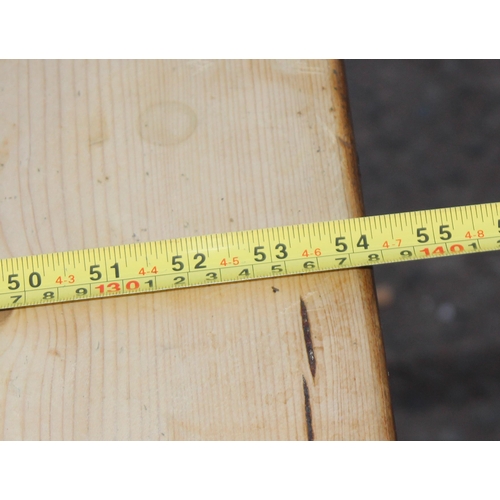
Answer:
0, 60, 395, 440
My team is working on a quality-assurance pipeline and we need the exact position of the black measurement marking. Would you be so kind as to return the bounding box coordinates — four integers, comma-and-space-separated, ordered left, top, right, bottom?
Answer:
194, 253, 207, 269
110, 262, 120, 278
28, 271, 42, 288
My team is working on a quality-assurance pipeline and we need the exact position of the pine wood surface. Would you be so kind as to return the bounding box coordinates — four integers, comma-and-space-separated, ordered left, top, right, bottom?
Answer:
0, 60, 395, 440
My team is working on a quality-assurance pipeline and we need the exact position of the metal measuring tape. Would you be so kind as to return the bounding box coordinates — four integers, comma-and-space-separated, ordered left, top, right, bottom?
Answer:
1, 202, 498, 309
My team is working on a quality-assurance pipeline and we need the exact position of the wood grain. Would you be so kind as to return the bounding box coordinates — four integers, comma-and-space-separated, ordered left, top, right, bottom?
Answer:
0, 60, 395, 440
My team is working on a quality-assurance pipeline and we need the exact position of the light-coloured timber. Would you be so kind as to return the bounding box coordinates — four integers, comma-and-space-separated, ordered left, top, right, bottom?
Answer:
0, 60, 395, 440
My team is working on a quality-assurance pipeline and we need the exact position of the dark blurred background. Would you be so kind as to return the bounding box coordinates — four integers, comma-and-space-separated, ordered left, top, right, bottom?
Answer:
345, 60, 500, 440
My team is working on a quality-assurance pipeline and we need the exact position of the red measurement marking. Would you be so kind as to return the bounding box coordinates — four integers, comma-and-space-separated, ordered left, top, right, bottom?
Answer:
383, 240, 402, 248
466, 230, 485, 238
96, 282, 121, 293
126, 280, 140, 290
139, 267, 158, 275
56, 275, 75, 284
220, 257, 239, 266
302, 249, 321, 257
450, 244, 464, 253
420, 246, 445, 256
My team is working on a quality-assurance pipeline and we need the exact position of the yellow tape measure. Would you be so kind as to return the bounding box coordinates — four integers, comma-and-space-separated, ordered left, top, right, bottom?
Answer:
1, 201, 499, 310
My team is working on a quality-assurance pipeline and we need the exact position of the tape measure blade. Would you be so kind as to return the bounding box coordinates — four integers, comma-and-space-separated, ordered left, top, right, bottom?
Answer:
1, 201, 500, 309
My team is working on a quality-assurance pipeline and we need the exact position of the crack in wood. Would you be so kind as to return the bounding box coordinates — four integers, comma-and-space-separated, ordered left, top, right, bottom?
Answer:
302, 375, 314, 441
300, 297, 316, 378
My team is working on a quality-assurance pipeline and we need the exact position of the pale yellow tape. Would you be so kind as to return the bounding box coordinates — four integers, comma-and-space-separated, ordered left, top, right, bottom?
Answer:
0, 202, 498, 309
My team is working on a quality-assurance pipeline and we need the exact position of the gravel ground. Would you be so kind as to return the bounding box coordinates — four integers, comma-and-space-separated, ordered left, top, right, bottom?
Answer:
345, 60, 500, 440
